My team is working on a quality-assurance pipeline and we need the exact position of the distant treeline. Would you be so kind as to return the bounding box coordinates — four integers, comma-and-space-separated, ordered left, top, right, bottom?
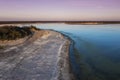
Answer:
0, 26, 39, 40
65, 21, 120, 24
0, 21, 120, 24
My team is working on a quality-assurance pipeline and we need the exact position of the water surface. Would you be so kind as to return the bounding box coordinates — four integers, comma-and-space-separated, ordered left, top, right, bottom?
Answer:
35, 24, 120, 80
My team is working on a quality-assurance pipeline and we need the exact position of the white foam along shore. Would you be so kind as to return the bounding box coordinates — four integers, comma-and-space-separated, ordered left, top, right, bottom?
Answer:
0, 28, 75, 80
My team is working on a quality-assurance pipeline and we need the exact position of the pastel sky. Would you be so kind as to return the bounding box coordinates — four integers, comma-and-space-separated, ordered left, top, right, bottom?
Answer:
0, 0, 120, 21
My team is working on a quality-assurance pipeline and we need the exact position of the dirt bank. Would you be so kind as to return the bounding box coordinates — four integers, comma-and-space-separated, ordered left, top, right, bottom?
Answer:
0, 30, 75, 80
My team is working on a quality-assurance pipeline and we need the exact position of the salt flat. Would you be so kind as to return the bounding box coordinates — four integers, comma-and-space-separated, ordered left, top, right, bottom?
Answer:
0, 30, 73, 80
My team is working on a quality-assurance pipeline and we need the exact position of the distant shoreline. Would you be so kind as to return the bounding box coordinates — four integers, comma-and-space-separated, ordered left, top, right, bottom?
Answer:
0, 21, 120, 25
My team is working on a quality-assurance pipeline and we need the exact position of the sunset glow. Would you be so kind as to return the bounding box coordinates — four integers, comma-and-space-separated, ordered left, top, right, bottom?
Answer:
0, 0, 120, 21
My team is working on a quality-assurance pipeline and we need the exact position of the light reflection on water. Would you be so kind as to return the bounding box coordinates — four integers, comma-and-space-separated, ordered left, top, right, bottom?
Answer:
35, 24, 120, 80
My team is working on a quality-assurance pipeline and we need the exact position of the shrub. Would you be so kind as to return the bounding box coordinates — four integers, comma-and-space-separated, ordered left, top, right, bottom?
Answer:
0, 45, 4, 49
0, 26, 37, 40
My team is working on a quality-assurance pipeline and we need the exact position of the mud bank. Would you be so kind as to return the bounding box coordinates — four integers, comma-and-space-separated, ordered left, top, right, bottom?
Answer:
0, 29, 75, 80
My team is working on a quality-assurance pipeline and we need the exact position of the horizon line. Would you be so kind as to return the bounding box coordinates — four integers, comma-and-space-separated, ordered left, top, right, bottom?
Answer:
0, 21, 120, 24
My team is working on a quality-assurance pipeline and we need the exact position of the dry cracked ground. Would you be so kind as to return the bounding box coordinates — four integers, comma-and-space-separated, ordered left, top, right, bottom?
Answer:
0, 30, 73, 80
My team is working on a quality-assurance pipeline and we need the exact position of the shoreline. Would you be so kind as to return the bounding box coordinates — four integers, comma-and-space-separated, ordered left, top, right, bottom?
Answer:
0, 29, 75, 80
57, 32, 76, 80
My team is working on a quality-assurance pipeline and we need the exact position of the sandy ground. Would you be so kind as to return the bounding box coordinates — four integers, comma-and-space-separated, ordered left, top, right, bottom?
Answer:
0, 30, 74, 80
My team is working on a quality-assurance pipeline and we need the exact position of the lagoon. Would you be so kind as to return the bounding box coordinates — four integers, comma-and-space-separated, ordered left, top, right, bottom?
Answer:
36, 24, 120, 80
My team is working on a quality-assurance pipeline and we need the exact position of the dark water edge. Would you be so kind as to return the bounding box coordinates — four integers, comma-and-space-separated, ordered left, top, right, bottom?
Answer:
42, 29, 79, 80
60, 31, 120, 80
58, 32, 80, 80
54, 30, 84, 80
53, 31, 120, 80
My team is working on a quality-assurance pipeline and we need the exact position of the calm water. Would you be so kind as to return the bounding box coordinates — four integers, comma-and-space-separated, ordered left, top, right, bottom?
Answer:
35, 24, 120, 80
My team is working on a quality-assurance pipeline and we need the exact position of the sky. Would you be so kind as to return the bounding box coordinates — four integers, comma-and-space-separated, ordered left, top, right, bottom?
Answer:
0, 0, 120, 21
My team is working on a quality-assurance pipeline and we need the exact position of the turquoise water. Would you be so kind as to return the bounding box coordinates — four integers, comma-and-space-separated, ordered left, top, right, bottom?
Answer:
36, 24, 120, 80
